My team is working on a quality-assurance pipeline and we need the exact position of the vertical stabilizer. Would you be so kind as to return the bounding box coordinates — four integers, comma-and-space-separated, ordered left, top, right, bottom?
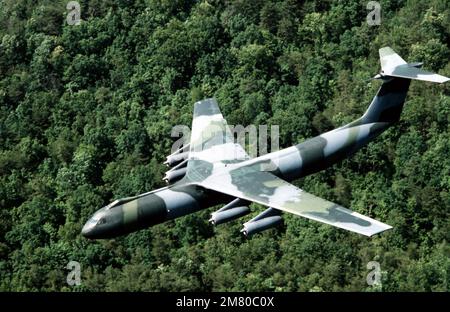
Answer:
360, 47, 449, 124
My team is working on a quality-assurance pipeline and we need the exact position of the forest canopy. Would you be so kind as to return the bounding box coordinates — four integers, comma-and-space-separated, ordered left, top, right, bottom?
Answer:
0, 0, 449, 291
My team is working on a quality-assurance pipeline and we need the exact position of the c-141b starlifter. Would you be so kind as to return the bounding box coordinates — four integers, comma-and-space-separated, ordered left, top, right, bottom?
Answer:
82, 47, 449, 239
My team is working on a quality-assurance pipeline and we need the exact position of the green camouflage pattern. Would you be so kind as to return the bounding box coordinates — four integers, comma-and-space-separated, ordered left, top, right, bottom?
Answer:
82, 47, 449, 239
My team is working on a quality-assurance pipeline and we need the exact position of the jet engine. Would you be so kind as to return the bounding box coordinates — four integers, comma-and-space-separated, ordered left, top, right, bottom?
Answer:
163, 166, 187, 183
163, 144, 189, 183
209, 198, 250, 225
164, 144, 190, 167
164, 151, 189, 167
241, 207, 282, 237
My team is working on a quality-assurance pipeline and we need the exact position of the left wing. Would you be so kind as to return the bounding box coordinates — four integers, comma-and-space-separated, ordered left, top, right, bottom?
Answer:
191, 163, 392, 236
185, 98, 251, 182
188, 98, 249, 163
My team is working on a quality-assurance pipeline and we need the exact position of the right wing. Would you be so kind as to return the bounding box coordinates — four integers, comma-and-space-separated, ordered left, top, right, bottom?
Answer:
193, 163, 392, 236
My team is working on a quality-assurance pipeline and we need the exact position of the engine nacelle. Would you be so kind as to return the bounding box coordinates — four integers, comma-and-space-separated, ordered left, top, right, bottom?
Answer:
164, 151, 189, 167
240, 207, 282, 237
169, 159, 187, 171
167, 143, 190, 156
163, 167, 187, 183
209, 198, 250, 225
209, 206, 250, 225
241, 216, 282, 236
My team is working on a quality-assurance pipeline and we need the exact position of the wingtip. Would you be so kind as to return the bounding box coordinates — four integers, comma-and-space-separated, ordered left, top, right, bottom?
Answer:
440, 76, 450, 83
367, 224, 393, 237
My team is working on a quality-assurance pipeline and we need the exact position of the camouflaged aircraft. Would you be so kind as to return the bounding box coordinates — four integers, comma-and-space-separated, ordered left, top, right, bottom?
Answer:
82, 47, 449, 239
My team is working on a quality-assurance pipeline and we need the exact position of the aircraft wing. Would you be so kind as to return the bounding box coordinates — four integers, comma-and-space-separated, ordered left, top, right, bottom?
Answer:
187, 98, 250, 164
192, 163, 392, 236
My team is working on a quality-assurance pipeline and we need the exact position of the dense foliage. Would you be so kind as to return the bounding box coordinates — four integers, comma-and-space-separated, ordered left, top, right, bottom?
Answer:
0, 0, 449, 291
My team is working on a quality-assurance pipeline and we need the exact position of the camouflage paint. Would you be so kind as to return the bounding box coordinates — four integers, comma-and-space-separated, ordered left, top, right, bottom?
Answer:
82, 184, 231, 238
82, 47, 448, 239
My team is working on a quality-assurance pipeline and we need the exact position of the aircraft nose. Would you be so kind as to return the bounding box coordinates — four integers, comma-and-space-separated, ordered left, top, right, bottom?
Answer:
81, 220, 95, 238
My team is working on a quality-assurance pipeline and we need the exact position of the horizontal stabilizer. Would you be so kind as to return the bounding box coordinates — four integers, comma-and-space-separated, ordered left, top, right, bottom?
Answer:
378, 47, 450, 83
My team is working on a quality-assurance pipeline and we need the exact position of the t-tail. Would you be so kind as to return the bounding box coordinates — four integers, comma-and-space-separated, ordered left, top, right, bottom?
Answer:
359, 47, 449, 125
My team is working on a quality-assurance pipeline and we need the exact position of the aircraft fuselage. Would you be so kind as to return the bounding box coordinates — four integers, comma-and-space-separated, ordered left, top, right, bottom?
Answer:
82, 119, 391, 238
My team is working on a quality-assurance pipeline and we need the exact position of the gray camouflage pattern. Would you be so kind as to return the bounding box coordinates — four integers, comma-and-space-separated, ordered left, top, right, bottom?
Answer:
82, 47, 449, 239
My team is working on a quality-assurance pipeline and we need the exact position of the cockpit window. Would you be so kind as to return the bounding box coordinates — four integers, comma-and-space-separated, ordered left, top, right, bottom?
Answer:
89, 215, 105, 225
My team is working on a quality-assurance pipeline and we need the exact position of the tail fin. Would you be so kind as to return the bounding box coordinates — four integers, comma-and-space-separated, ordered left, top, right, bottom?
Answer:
376, 47, 450, 83
360, 47, 449, 124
